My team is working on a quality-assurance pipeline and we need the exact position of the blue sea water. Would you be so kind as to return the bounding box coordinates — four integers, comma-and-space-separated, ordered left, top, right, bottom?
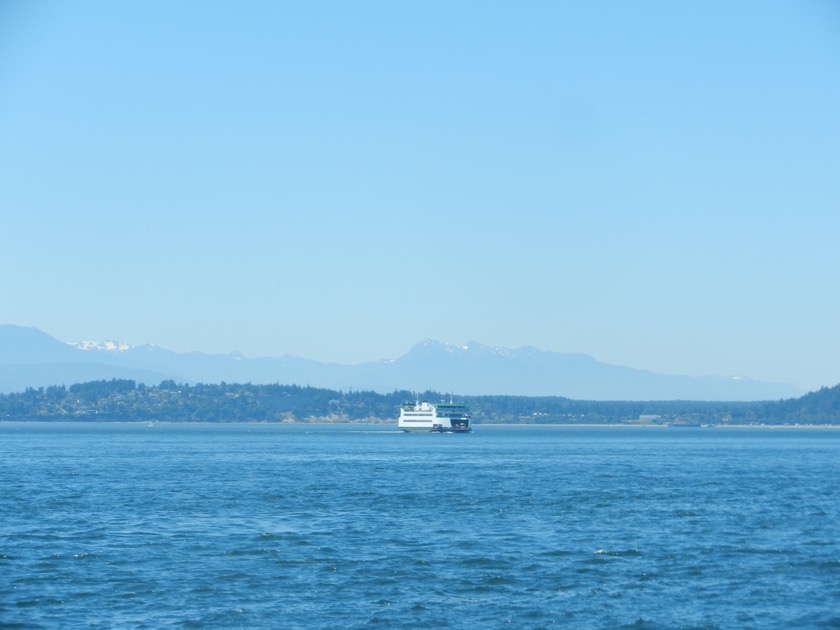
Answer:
2, 423, 840, 629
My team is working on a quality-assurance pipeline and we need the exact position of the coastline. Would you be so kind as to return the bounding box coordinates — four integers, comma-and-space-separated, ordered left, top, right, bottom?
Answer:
3, 420, 840, 429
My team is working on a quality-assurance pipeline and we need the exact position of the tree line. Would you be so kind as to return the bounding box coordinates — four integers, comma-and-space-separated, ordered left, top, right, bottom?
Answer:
0, 379, 838, 425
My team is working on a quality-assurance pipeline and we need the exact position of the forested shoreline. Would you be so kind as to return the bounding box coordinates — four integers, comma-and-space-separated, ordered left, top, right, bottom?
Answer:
1, 379, 839, 425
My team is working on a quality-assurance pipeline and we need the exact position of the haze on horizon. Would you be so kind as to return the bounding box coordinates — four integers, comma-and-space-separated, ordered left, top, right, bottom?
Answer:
1, 1, 838, 393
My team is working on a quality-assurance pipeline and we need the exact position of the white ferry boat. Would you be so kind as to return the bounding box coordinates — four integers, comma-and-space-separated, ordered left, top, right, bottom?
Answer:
398, 401, 472, 433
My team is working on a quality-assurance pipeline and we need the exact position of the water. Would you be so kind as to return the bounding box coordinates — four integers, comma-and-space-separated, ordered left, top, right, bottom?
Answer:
2, 423, 840, 629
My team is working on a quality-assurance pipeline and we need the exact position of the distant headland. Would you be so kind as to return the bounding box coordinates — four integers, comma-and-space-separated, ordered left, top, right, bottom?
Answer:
1, 379, 838, 426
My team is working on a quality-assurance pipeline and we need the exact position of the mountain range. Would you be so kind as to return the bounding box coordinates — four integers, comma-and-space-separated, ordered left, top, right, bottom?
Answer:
0, 324, 804, 401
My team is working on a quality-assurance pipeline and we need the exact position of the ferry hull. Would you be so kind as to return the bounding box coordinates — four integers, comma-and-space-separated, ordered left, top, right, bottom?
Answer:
398, 423, 472, 433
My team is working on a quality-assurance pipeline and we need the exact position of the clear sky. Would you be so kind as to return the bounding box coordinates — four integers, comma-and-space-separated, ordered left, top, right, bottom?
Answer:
1, 1, 838, 391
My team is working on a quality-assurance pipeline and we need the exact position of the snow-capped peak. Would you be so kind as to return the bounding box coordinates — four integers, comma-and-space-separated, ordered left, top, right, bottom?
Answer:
68, 340, 132, 352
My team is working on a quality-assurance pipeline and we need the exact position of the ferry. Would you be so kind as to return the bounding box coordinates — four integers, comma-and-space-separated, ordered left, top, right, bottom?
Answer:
398, 400, 472, 433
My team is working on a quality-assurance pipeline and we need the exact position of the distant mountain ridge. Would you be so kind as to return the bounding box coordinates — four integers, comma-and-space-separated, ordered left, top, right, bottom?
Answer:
0, 324, 805, 401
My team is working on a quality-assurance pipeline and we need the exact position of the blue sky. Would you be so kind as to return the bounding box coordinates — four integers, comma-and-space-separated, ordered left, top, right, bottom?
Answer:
1, 1, 838, 391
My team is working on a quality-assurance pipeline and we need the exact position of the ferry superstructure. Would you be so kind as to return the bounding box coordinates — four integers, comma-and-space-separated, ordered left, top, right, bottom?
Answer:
398, 401, 472, 433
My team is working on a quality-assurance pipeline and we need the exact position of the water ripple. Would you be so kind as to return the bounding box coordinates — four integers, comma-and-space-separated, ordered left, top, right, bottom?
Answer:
2, 424, 839, 628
